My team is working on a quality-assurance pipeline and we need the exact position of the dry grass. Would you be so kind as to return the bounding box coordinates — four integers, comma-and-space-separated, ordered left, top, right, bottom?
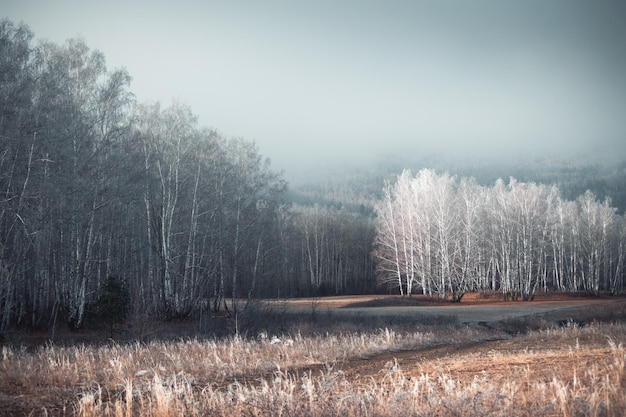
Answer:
1, 319, 625, 416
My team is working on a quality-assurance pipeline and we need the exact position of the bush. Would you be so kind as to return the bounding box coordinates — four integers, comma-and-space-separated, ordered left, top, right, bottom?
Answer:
95, 276, 130, 335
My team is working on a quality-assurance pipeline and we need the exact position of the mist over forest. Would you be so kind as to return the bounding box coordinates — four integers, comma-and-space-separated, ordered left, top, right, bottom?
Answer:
1, 19, 626, 336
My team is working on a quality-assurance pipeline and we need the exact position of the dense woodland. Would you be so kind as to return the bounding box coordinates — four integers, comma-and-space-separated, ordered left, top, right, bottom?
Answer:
1, 20, 625, 333
0, 20, 376, 334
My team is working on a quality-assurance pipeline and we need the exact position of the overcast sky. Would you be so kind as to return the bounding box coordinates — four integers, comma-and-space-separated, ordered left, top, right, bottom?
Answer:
4, 1, 626, 178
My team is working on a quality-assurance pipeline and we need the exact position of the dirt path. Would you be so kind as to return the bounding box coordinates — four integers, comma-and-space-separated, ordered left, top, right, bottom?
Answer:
325, 331, 615, 389
328, 338, 505, 379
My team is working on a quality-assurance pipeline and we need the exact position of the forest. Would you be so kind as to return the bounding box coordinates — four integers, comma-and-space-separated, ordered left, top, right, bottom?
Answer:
1, 19, 625, 335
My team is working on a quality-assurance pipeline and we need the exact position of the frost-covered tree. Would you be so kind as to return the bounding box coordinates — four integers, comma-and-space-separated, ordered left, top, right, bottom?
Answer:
373, 170, 626, 299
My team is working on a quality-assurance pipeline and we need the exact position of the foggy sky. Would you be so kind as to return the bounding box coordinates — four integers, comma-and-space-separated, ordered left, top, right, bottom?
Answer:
4, 1, 626, 179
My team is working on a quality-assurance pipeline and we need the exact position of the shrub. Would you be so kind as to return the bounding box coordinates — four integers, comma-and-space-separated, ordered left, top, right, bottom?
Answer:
94, 276, 130, 335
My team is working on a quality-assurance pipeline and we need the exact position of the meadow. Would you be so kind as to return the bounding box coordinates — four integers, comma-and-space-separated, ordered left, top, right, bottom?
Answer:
1, 294, 625, 416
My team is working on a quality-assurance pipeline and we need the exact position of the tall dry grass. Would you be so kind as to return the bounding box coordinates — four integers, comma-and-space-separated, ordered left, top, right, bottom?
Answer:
1, 322, 625, 416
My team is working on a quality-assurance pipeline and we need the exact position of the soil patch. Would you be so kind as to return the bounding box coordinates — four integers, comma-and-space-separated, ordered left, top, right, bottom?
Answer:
281, 293, 626, 325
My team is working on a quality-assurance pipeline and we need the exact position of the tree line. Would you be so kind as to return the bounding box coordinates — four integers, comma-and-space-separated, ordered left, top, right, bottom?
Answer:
374, 169, 626, 301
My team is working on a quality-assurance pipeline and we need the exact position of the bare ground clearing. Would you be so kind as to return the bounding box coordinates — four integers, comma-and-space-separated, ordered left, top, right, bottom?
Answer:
273, 293, 626, 324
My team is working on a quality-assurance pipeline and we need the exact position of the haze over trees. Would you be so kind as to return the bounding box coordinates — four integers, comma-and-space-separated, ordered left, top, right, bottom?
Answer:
1, 20, 625, 335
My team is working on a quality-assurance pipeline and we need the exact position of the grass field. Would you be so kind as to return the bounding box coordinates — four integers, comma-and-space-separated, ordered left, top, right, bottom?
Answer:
1, 294, 625, 416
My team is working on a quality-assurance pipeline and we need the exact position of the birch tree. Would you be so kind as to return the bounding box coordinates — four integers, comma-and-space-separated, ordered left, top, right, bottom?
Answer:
0, 20, 36, 333
374, 171, 626, 300
458, 177, 485, 292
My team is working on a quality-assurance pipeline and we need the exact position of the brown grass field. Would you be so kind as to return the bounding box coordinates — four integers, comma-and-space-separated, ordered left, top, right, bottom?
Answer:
1, 293, 625, 416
